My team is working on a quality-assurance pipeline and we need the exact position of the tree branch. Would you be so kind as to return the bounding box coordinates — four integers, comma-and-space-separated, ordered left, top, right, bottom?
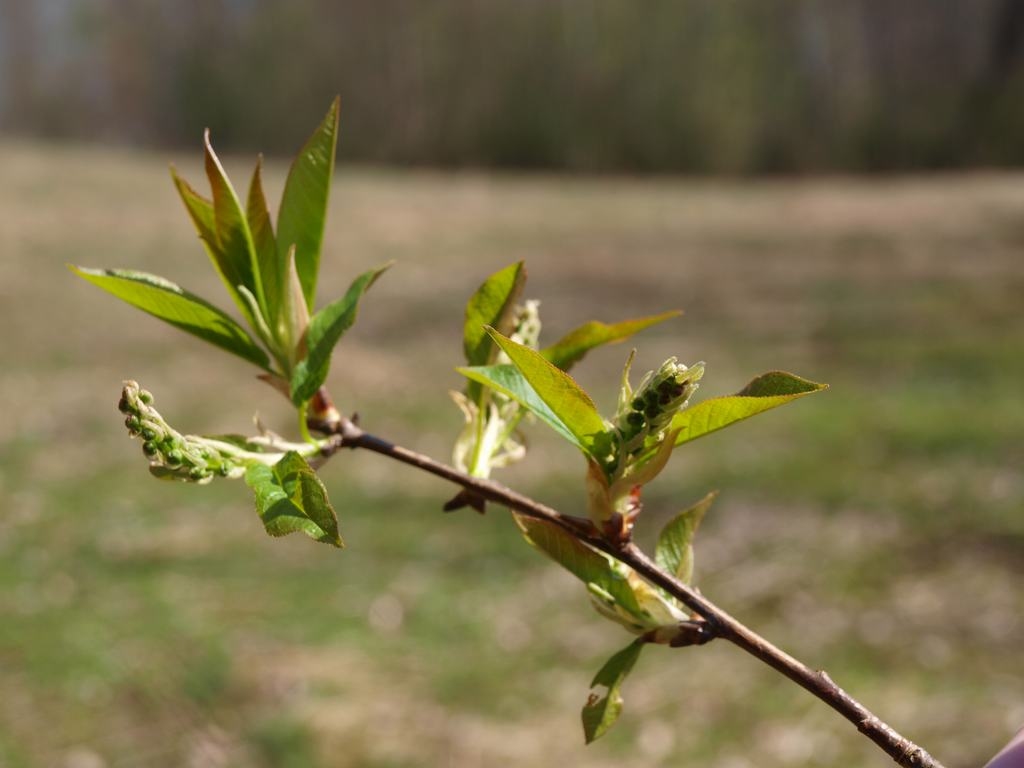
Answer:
319, 415, 945, 768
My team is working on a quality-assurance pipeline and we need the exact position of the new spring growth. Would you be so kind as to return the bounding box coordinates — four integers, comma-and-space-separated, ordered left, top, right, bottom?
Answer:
453, 300, 541, 478
119, 380, 323, 483
613, 356, 704, 466
586, 357, 704, 532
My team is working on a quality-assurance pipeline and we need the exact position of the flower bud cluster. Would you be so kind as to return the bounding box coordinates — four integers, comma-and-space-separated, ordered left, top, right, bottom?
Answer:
455, 300, 541, 479
119, 381, 250, 483
613, 357, 704, 460
495, 300, 542, 366
509, 300, 541, 349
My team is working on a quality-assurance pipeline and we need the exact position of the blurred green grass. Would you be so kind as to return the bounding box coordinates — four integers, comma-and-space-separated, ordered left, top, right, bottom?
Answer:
0, 142, 1022, 767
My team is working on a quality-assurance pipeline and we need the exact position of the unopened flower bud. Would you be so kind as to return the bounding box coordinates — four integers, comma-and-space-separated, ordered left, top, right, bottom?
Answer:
612, 357, 704, 464
509, 300, 542, 350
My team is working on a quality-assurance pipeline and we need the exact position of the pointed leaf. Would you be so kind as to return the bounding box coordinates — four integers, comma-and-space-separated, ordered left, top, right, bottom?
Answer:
170, 166, 218, 247
542, 310, 681, 371
655, 491, 716, 585
70, 266, 270, 369
244, 451, 343, 547
464, 261, 527, 405
277, 96, 340, 309
514, 514, 641, 616
247, 156, 282, 335
463, 261, 526, 367
458, 364, 580, 448
671, 371, 828, 448
582, 640, 645, 743
487, 329, 608, 456
289, 263, 390, 405
204, 130, 263, 322
281, 245, 312, 369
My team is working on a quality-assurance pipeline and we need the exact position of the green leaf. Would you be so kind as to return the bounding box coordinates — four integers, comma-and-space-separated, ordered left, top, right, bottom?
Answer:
463, 261, 526, 367
515, 514, 641, 617
463, 261, 526, 405
247, 155, 282, 336
203, 130, 264, 324
69, 266, 270, 369
458, 364, 581, 448
289, 263, 390, 405
277, 96, 340, 310
582, 640, 645, 744
655, 491, 716, 585
542, 310, 681, 371
487, 329, 609, 456
671, 371, 828, 448
244, 451, 343, 547
170, 166, 218, 248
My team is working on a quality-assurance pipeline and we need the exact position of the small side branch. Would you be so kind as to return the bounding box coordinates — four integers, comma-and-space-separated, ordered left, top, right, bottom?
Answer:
318, 415, 945, 768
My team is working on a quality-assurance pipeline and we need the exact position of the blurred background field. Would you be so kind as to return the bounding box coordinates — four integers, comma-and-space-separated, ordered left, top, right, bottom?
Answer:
2, 3, 1024, 768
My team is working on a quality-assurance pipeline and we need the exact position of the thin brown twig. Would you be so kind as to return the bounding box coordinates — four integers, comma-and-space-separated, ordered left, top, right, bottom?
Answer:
318, 414, 945, 768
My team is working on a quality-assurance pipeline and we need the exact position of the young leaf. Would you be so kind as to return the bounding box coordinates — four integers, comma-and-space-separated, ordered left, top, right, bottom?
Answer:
458, 364, 581, 448
244, 451, 343, 547
281, 245, 311, 368
670, 371, 827, 448
247, 156, 282, 335
463, 261, 526, 367
203, 130, 264, 323
69, 266, 270, 369
277, 96, 341, 310
542, 310, 681, 371
170, 167, 218, 249
487, 328, 609, 456
289, 263, 390, 405
463, 261, 526, 406
582, 640, 645, 744
514, 514, 641, 617
655, 491, 717, 585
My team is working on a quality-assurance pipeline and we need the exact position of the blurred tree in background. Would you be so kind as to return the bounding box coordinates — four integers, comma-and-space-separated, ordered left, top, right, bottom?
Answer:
2, 0, 1024, 172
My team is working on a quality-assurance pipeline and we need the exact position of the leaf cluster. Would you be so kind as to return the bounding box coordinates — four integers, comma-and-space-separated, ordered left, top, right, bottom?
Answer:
74, 98, 831, 746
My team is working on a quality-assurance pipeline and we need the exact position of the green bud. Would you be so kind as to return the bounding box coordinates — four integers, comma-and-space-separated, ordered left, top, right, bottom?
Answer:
124, 415, 141, 433
141, 427, 157, 441
510, 300, 542, 350
165, 449, 184, 467
188, 467, 208, 481
611, 357, 705, 476
138, 390, 154, 404
142, 441, 158, 457
118, 395, 131, 414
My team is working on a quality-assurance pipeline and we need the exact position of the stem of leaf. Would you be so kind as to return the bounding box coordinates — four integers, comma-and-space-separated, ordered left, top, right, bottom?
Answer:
297, 401, 317, 446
